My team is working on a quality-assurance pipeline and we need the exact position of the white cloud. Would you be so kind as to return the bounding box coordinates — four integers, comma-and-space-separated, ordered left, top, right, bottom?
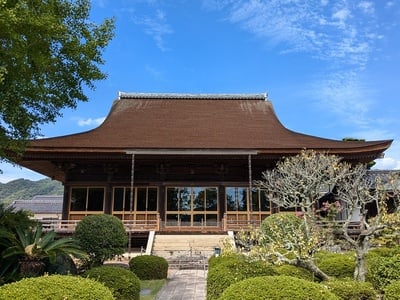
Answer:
332, 7, 351, 26
373, 157, 400, 170
134, 9, 173, 51
77, 117, 105, 127
310, 70, 373, 127
358, 1, 375, 15
205, 1, 381, 67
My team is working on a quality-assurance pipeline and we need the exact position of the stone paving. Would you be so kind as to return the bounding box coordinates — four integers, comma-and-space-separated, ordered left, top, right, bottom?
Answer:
155, 269, 207, 300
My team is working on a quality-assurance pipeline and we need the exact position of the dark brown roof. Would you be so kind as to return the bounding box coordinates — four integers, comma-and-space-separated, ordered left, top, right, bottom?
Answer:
25, 93, 392, 155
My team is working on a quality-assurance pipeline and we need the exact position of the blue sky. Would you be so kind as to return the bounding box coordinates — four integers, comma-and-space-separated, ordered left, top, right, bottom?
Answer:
1, 0, 400, 182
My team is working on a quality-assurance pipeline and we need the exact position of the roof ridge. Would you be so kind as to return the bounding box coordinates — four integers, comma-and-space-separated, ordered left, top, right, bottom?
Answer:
117, 92, 268, 100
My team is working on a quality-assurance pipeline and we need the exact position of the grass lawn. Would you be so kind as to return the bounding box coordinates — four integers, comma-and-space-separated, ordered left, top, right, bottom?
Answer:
140, 279, 167, 300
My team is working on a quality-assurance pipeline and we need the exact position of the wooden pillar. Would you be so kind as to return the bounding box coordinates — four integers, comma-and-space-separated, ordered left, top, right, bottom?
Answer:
158, 184, 165, 223
218, 185, 225, 222
248, 154, 253, 215
104, 183, 112, 215
62, 184, 69, 220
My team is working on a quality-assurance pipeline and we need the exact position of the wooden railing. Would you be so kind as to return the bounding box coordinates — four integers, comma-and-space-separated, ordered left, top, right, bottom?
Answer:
223, 217, 261, 231
39, 216, 160, 233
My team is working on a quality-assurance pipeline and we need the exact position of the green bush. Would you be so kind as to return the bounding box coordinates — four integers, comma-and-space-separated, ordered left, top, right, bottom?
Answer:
206, 254, 275, 300
218, 275, 338, 300
273, 264, 316, 281
323, 279, 377, 300
367, 247, 400, 259
0, 275, 114, 299
261, 212, 303, 244
83, 265, 140, 300
368, 255, 400, 291
384, 280, 400, 300
315, 251, 355, 279
129, 255, 168, 280
74, 214, 128, 267
207, 253, 246, 271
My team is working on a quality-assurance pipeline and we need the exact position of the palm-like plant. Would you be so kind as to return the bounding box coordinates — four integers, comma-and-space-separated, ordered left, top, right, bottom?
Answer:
2, 224, 86, 278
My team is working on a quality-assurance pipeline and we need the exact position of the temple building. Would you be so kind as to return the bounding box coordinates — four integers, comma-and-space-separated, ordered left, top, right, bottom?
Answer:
11, 93, 392, 233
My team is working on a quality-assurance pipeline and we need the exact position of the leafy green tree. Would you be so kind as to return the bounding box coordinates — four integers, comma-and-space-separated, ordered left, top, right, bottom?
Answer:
0, 0, 114, 158
1, 224, 85, 278
74, 214, 128, 267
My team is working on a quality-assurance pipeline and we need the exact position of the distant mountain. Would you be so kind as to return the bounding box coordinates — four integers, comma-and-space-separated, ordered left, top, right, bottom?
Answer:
0, 178, 63, 205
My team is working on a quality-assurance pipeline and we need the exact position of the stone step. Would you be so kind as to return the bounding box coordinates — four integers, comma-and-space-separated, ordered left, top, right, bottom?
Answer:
151, 234, 228, 260
167, 256, 208, 270
152, 234, 227, 251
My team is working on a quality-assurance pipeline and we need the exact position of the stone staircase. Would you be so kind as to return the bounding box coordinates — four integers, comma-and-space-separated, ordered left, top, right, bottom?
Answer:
151, 233, 229, 262
168, 256, 208, 270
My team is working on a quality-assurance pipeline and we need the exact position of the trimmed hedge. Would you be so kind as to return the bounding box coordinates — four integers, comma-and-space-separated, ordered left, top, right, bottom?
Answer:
384, 280, 400, 300
129, 255, 168, 280
273, 264, 316, 281
0, 275, 114, 299
207, 253, 247, 271
218, 275, 338, 300
206, 254, 275, 300
368, 255, 400, 291
323, 279, 377, 300
83, 266, 140, 300
315, 251, 355, 279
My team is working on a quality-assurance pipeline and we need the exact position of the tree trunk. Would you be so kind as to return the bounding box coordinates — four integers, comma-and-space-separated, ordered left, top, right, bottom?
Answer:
295, 258, 331, 281
19, 258, 46, 277
354, 236, 369, 281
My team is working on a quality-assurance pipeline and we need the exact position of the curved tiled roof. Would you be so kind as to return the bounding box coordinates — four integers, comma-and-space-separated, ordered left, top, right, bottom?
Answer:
26, 93, 391, 155
9, 195, 63, 214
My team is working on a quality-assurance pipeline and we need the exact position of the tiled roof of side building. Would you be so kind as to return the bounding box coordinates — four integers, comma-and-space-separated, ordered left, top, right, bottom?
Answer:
9, 195, 63, 214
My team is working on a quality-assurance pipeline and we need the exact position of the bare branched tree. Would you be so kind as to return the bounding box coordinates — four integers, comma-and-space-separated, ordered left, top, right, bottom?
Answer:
252, 150, 400, 282
335, 167, 400, 281
249, 150, 353, 281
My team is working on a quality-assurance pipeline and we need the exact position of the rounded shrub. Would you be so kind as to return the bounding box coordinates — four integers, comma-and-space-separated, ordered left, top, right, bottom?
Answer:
208, 253, 247, 271
206, 254, 275, 300
74, 214, 128, 267
129, 255, 168, 280
218, 275, 338, 300
261, 212, 303, 242
368, 255, 400, 291
315, 251, 355, 279
384, 280, 400, 300
83, 265, 140, 300
0, 274, 114, 299
323, 279, 377, 300
273, 264, 316, 281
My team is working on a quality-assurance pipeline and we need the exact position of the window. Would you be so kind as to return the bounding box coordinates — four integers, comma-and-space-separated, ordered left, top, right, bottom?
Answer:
252, 188, 270, 212
113, 187, 158, 212
226, 187, 247, 211
70, 187, 105, 212
165, 187, 218, 227
226, 187, 271, 212
113, 187, 134, 212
